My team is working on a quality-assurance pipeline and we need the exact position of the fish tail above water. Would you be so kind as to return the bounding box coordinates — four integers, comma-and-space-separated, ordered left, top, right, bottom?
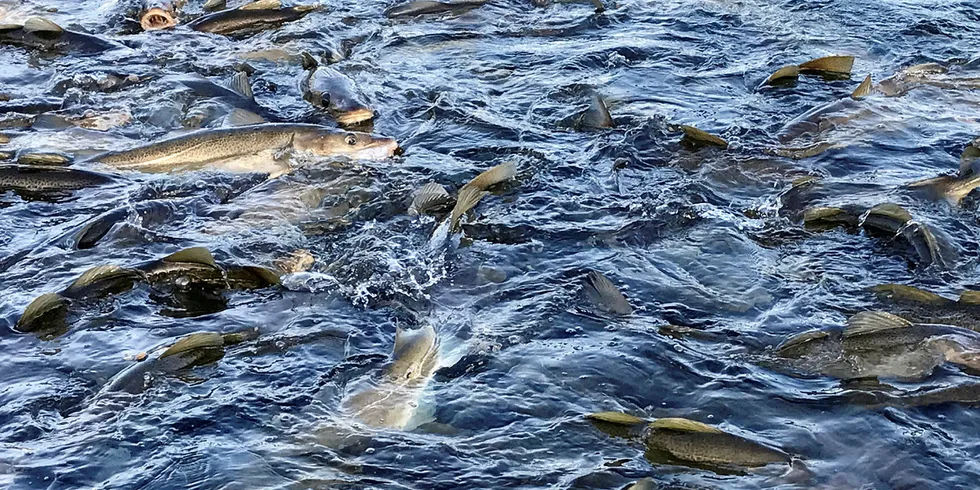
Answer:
851, 74, 873, 99
15, 292, 69, 333
845, 311, 912, 337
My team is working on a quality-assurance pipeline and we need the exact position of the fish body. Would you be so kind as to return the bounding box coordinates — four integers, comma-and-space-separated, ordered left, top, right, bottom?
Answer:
300, 62, 375, 126
344, 325, 439, 429
0, 18, 124, 54
0, 164, 116, 194
645, 423, 790, 468
87, 123, 397, 176
384, 0, 486, 18
187, 5, 318, 36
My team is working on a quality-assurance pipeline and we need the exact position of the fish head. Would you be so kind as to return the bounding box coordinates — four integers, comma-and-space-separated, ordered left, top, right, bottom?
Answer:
299, 128, 398, 160
141, 8, 177, 30
386, 325, 438, 382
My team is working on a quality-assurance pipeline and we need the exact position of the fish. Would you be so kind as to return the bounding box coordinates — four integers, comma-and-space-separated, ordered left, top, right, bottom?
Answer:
86, 123, 398, 177
384, 0, 487, 18
408, 182, 453, 215
762, 55, 854, 86
870, 284, 980, 333
576, 93, 614, 129
447, 161, 516, 231
137, 247, 281, 291
584, 270, 633, 315
586, 412, 794, 471
774, 311, 980, 381
102, 328, 258, 394
299, 53, 375, 126
0, 164, 117, 195
859, 203, 956, 269
141, 0, 185, 30
186, 0, 320, 37
0, 17, 125, 55
626, 478, 656, 490
907, 137, 980, 205
679, 125, 728, 149
343, 325, 440, 429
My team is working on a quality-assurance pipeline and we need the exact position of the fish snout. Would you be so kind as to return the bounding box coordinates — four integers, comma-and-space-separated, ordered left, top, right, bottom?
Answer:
141, 8, 177, 30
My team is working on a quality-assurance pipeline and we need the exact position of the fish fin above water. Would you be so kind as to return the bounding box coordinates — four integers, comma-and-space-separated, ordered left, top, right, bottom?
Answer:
845, 311, 912, 337
765, 65, 800, 85
408, 182, 452, 215
958, 291, 980, 305
680, 125, 728, 149
584, 270, 633, 315
240, 266, 282, 286
239, 0, 281, 9
906, 175, 957, 203
161, 247, 218, 268
649, 417, 725, 433
870, 284, 949, 305
16, 292, 69, 332
775, 329, 830, 355
626, 478, 657, 490
23, 17, 63, 34
449, 185, 488, 231
64, 265, 140, 297
902, 222, 952, 268
466, 161, 517, 191
851, 74, 873, 99
579, 93, 614, 129
203, 0, 226, 11
586, 411, 646, 425
224, 109, 265, 127
960, 139, 980, 176
798, 55, 854, 75
221, 327, 260, 345
300, 51, 319, 71
160, 332, 225, 358
227, 72, 255, 100
862, 203, 913, 232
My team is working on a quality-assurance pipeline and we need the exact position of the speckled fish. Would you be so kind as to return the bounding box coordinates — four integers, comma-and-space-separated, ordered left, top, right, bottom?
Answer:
0, 164, 116, 194
137, 247, 281, 290
871, 283, 980, 333
299, 53, 375, 126
0, 17, 125, 55
186, 0, 320, 37
86, 123, 398, 177
141, 0, 185, 30
586, 412, 794, 472
384, 0, 487, 18
344, 325, 439, 429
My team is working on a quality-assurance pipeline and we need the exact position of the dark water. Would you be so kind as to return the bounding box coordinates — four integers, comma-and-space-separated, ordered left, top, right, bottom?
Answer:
3, 0, 980, 488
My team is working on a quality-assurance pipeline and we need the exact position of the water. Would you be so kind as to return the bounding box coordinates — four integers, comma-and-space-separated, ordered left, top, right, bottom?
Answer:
2, 0, 980, 488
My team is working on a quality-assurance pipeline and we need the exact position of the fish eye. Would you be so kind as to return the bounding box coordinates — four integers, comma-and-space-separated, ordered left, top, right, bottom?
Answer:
344, 134, 357, 145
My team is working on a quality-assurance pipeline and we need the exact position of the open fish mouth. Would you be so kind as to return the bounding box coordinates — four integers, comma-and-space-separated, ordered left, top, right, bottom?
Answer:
140, 8, 176, 30
334, 108, 376, 126
353, 138, 399, 160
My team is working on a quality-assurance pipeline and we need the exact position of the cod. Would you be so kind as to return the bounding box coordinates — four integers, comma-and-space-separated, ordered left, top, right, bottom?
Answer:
86, 123, 398, 177
343, 325, 439, 430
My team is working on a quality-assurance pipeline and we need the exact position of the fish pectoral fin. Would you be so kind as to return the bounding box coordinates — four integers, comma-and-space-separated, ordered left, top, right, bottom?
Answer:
227, 72, 255, 101
845, 311, 912, 337
239, 0, 281, 9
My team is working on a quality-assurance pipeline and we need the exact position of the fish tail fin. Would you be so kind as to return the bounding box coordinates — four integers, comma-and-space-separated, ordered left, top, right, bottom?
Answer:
449, 186, 488, 231
228, 71, 255, 100
16, 292, 69, 333
851, 74, 873, 99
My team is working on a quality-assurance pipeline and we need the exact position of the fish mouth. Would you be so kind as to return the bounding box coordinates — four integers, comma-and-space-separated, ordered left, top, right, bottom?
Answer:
353, 138, 399, 160
334, 108, 376, 126
140, 8, 177, 30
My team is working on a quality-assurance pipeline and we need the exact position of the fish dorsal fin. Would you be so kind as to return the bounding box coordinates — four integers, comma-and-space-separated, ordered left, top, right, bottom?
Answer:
765, 65, 800, 85
160, 332, 224, 358
64, 265, 139, 296
776, 329, 830, 353
798, 55, 854, 75
585, 411, 646, 425
449, 185, 488, 231
203, 0, 226, 11
408, 182, 452, 215
227, 71, 255, 100
16, 293, 69, 332
580, 93, 614, 129
221, 327, 260, 345
241, 266, 282, 286
224, 108, 265, 127
161, 247, 217, 267
959, 291, 980, 305
649, 417, 724, 433
239, 0, 281, 10
680, 125, 728, 149
23, 17, 64, 34
845, 311, 912, 337
466, 161, 517, 191
870, 284, 949, 305
585, 270, 633, 315
300, 51, 319, 71
851, 74, 873, 99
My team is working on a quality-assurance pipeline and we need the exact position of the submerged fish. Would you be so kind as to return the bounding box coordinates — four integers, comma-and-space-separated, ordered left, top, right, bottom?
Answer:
871, 283, 980, 333
586, 412, 794, 472
0, 164, 116, 195
775, 311, 980, 381
907, 137, 980, 205
16, 265, 144, 334
187, 0, 320, 37
141, 0, 185, 30
0, 17, 125, 55
584, 270, 633, 315
576, 93, 614, 129
299, 53, 375, 126
86, 123, 397, 176
343, 325, 440, 429
137, 247, 281, 291
384, 0, 487, 18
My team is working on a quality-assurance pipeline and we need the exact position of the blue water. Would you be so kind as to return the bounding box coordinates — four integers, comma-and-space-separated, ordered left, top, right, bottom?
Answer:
2, 0, 980, 488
